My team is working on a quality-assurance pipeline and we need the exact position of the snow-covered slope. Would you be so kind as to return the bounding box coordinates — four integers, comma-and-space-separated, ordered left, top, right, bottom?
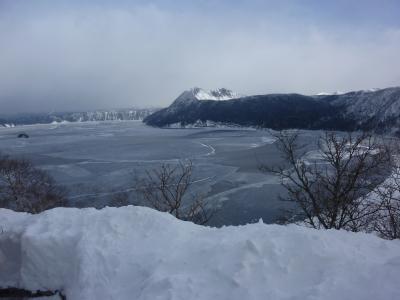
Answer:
145, 86, 400, 133
326, 87, 400, 132
192, 87, 243, 100
1, 206, 400, 300
172, 87, 243, 105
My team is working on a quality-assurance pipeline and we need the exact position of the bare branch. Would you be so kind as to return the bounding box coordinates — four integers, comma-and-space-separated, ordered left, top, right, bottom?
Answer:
0, 154, 67, 213
261, 131, 393, 232
136, 160, 213, 225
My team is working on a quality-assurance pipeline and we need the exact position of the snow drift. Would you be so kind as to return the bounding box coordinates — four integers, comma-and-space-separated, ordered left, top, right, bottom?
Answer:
1, 206, 400, 300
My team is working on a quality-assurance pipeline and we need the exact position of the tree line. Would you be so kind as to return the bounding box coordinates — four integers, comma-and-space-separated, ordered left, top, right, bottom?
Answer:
261, 131, 400, 240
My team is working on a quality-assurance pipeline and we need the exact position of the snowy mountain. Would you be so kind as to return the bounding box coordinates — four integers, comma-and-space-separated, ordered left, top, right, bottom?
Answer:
144, 88, 345, 130
322, 87, 400, 133
172, 87, 243, 105
144, 86, 400, 134
1, 206, 399, 300
177, 87, 244, 100
55, 109, 159, 123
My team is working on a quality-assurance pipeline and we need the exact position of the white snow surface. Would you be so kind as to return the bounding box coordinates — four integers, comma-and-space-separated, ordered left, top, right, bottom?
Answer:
316, 91, 346, 96
1, 206, 400, 300
316, 88, 380, 96
192, 87, 243, 100
172, 88, 243, 106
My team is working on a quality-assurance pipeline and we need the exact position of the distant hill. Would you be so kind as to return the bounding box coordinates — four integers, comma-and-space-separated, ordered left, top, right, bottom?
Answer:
0, 108, 159, 127
144, 87, 400, 134
320, 87, 400, 133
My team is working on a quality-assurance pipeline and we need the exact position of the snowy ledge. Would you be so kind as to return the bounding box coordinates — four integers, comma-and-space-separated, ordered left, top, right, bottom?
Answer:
1, 206, 400, 300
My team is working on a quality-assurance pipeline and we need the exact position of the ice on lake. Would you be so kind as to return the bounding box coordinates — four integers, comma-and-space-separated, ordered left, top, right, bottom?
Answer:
0, 121, 321, 226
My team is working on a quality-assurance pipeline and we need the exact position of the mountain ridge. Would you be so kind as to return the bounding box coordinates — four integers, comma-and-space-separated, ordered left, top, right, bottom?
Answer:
171, 87, 244, 106
0, 108, 160, 127
144, 86, 400, 134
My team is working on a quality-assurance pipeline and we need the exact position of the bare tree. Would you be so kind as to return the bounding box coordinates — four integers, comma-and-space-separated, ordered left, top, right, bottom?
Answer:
136, 160, 212, 225
374, 198, 400, 239
0, 154, 66, 213
261, 131, 393, 231
373, 166, 400, 239
110, 191, 131, 207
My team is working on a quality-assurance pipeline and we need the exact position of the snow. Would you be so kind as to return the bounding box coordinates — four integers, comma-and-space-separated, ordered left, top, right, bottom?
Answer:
192, 87, 244, 101
316, 91, 346, 96
326, 87, 400, 128
315, 88, 380, 96
1, 206, 400, 300
171, 88, 243, 107
365, 88, 381, 92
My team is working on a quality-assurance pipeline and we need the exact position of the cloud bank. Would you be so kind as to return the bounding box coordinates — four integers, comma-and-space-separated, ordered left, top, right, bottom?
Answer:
0, 0, 400, 113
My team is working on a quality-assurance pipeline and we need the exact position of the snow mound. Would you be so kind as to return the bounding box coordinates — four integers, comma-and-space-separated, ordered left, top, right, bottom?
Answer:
1, 206, 400, 300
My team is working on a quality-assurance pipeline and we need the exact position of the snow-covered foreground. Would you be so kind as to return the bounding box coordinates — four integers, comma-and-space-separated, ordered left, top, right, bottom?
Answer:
1, 206, 400, 300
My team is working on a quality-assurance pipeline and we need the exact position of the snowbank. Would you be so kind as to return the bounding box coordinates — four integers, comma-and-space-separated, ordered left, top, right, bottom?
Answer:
1, 206, 400, 300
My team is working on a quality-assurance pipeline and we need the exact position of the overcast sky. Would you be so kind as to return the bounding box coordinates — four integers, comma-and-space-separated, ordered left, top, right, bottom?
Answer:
1, 0, 400, 113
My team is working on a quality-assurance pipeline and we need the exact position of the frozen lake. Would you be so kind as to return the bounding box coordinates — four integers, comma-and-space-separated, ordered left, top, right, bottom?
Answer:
0, 121, 321, 226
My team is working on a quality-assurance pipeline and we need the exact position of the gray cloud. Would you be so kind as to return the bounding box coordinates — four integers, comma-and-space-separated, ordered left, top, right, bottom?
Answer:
1, 2, 400, 113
